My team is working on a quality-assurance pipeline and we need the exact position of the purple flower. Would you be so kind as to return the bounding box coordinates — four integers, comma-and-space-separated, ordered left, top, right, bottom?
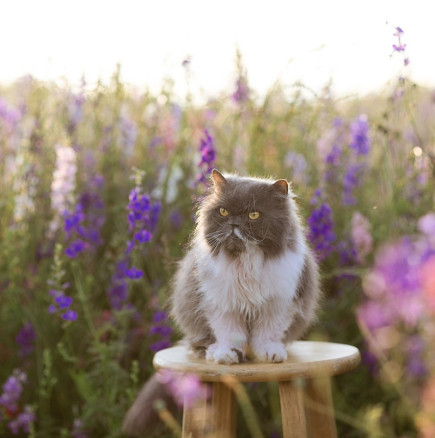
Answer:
150, 339, 172, 352
392, 26, 409, 61
48, 287, 77, 321
15, 322, 36, 357
150, 325, 173, 337
342, 163, 366, 205
124, 267, 144, 280
65, 239, 87, 258
153, 310, 168, 323
196, 129, 216, 186
0, 370, 26, 413
134, 230, 152, 243
119, 110, 138, 156
55, 295, 73, 309
107, 280, 128, 310
418, 213, 435, 237
169, 210, 183, 229
149, 309, 172, 352
67, 90, 85, 133
284, 152, 309, 185
8, 406, 35, 435
392, 43, 406, 52
62, 309, 78, 321
349, 115, 370, 155
0, 98, 21, 131
63, 177, 105, 256
232, 76, 249, 104
307, 194, 336, 261
406, 336, 427, 377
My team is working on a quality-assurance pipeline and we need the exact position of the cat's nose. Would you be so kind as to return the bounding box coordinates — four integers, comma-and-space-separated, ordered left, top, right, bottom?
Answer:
228, 217, 241, 227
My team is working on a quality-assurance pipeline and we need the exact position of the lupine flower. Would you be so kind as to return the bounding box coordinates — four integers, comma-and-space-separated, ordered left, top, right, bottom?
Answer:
67, 91, 85, 134
405, 336, 427, 377
351, 212, 373, 263
337, 240, 358, 267
49, 144, 77, 234
342, 163, 366, 205
284, 151, 309, 185
418, 213, 435, 239
0, 369, 34, 435
107, 187, 160, 310
49, 289, 77, 321
316, 117, 344, 164
392, 26, 406, 52
307, 197, 336, 261
8, 406, 35, 435
65, 239, 87, 258
358, 216, 435, 368
158, 104, 182, 153
0, 370, 26, 413
157, 369, 209, 408
15, 322, 36, 357
196, 129, 216, 186
119, 107, 138, 157
349, 115, 370, 155
63, 176, 105, 258
0, 98, 21, 134
232, 76, 249, 104
149, 310, 172, 352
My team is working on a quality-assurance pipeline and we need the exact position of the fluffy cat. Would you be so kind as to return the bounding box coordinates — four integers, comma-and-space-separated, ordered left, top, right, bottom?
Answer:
171, 169, 320, 363
123, 170, 320, 435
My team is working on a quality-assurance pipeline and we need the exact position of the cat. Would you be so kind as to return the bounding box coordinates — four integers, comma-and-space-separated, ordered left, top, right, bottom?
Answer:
123, 169, 320, 435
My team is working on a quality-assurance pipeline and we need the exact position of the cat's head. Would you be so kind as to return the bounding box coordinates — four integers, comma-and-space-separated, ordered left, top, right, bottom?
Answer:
197, 170, 299, 258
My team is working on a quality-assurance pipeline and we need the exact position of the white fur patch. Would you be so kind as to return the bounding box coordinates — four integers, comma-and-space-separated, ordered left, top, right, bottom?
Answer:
196, 230, 307, 320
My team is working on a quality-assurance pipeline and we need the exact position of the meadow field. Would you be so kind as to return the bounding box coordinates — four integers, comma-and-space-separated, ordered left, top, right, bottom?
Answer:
1, 40, 434, 437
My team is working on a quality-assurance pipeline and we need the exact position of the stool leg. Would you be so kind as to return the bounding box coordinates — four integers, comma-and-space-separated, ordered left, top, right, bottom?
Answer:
305, 377, 337, 438
182, 396, 209, 438
279, 380, 307, 438
210, 382, 236, 438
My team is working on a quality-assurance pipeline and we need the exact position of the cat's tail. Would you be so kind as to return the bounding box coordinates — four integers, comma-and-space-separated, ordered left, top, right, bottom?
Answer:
122, 374, 178, 437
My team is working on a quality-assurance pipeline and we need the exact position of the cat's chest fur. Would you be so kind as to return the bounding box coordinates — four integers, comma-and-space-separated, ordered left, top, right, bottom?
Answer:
196, 240, 306, 318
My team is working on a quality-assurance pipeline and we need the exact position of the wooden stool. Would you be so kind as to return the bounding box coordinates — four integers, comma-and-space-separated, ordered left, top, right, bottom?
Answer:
153, 341, 360, 438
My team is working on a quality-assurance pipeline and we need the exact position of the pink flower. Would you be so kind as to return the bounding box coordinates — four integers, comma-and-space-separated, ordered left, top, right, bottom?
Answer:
49, 144, 77, 234
418, 213, 435, 237
157, 369, 209, 408
420, 256, 435, 313
351, 212, 373, 263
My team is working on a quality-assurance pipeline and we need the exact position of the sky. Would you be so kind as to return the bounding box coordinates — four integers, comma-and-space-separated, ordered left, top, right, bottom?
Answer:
1, 0, 434, 102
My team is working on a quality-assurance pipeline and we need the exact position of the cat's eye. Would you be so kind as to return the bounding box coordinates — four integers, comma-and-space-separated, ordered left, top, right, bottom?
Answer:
219, 207, 229, 217
249, 211, 260, 220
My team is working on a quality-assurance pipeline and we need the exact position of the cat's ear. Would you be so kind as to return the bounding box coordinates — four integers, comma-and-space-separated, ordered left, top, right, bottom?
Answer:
211, 169, 227, 192
272, 179, 289, 196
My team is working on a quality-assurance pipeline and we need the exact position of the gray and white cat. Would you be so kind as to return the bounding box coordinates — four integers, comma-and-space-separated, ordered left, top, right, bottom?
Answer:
123, 170, 320, 435
171, 169, 320, 363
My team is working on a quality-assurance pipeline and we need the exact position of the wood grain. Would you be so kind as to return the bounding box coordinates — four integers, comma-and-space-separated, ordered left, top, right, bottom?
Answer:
305, 377, 337, 438
153, 341, 361, 383
279, 380, 307, 438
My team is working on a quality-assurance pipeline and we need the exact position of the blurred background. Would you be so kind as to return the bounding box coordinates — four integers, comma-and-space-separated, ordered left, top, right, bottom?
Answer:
2, 0, 435, 100
1, 1, 434, 437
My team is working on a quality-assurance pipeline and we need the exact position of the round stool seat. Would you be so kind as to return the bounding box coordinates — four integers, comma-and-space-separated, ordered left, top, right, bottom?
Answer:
153, 341, 360, 438
153, 341, 360, 382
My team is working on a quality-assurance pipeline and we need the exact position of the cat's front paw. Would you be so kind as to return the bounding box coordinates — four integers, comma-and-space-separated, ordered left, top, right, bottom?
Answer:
252, 341, 288, 363
206, 343, 245, 364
